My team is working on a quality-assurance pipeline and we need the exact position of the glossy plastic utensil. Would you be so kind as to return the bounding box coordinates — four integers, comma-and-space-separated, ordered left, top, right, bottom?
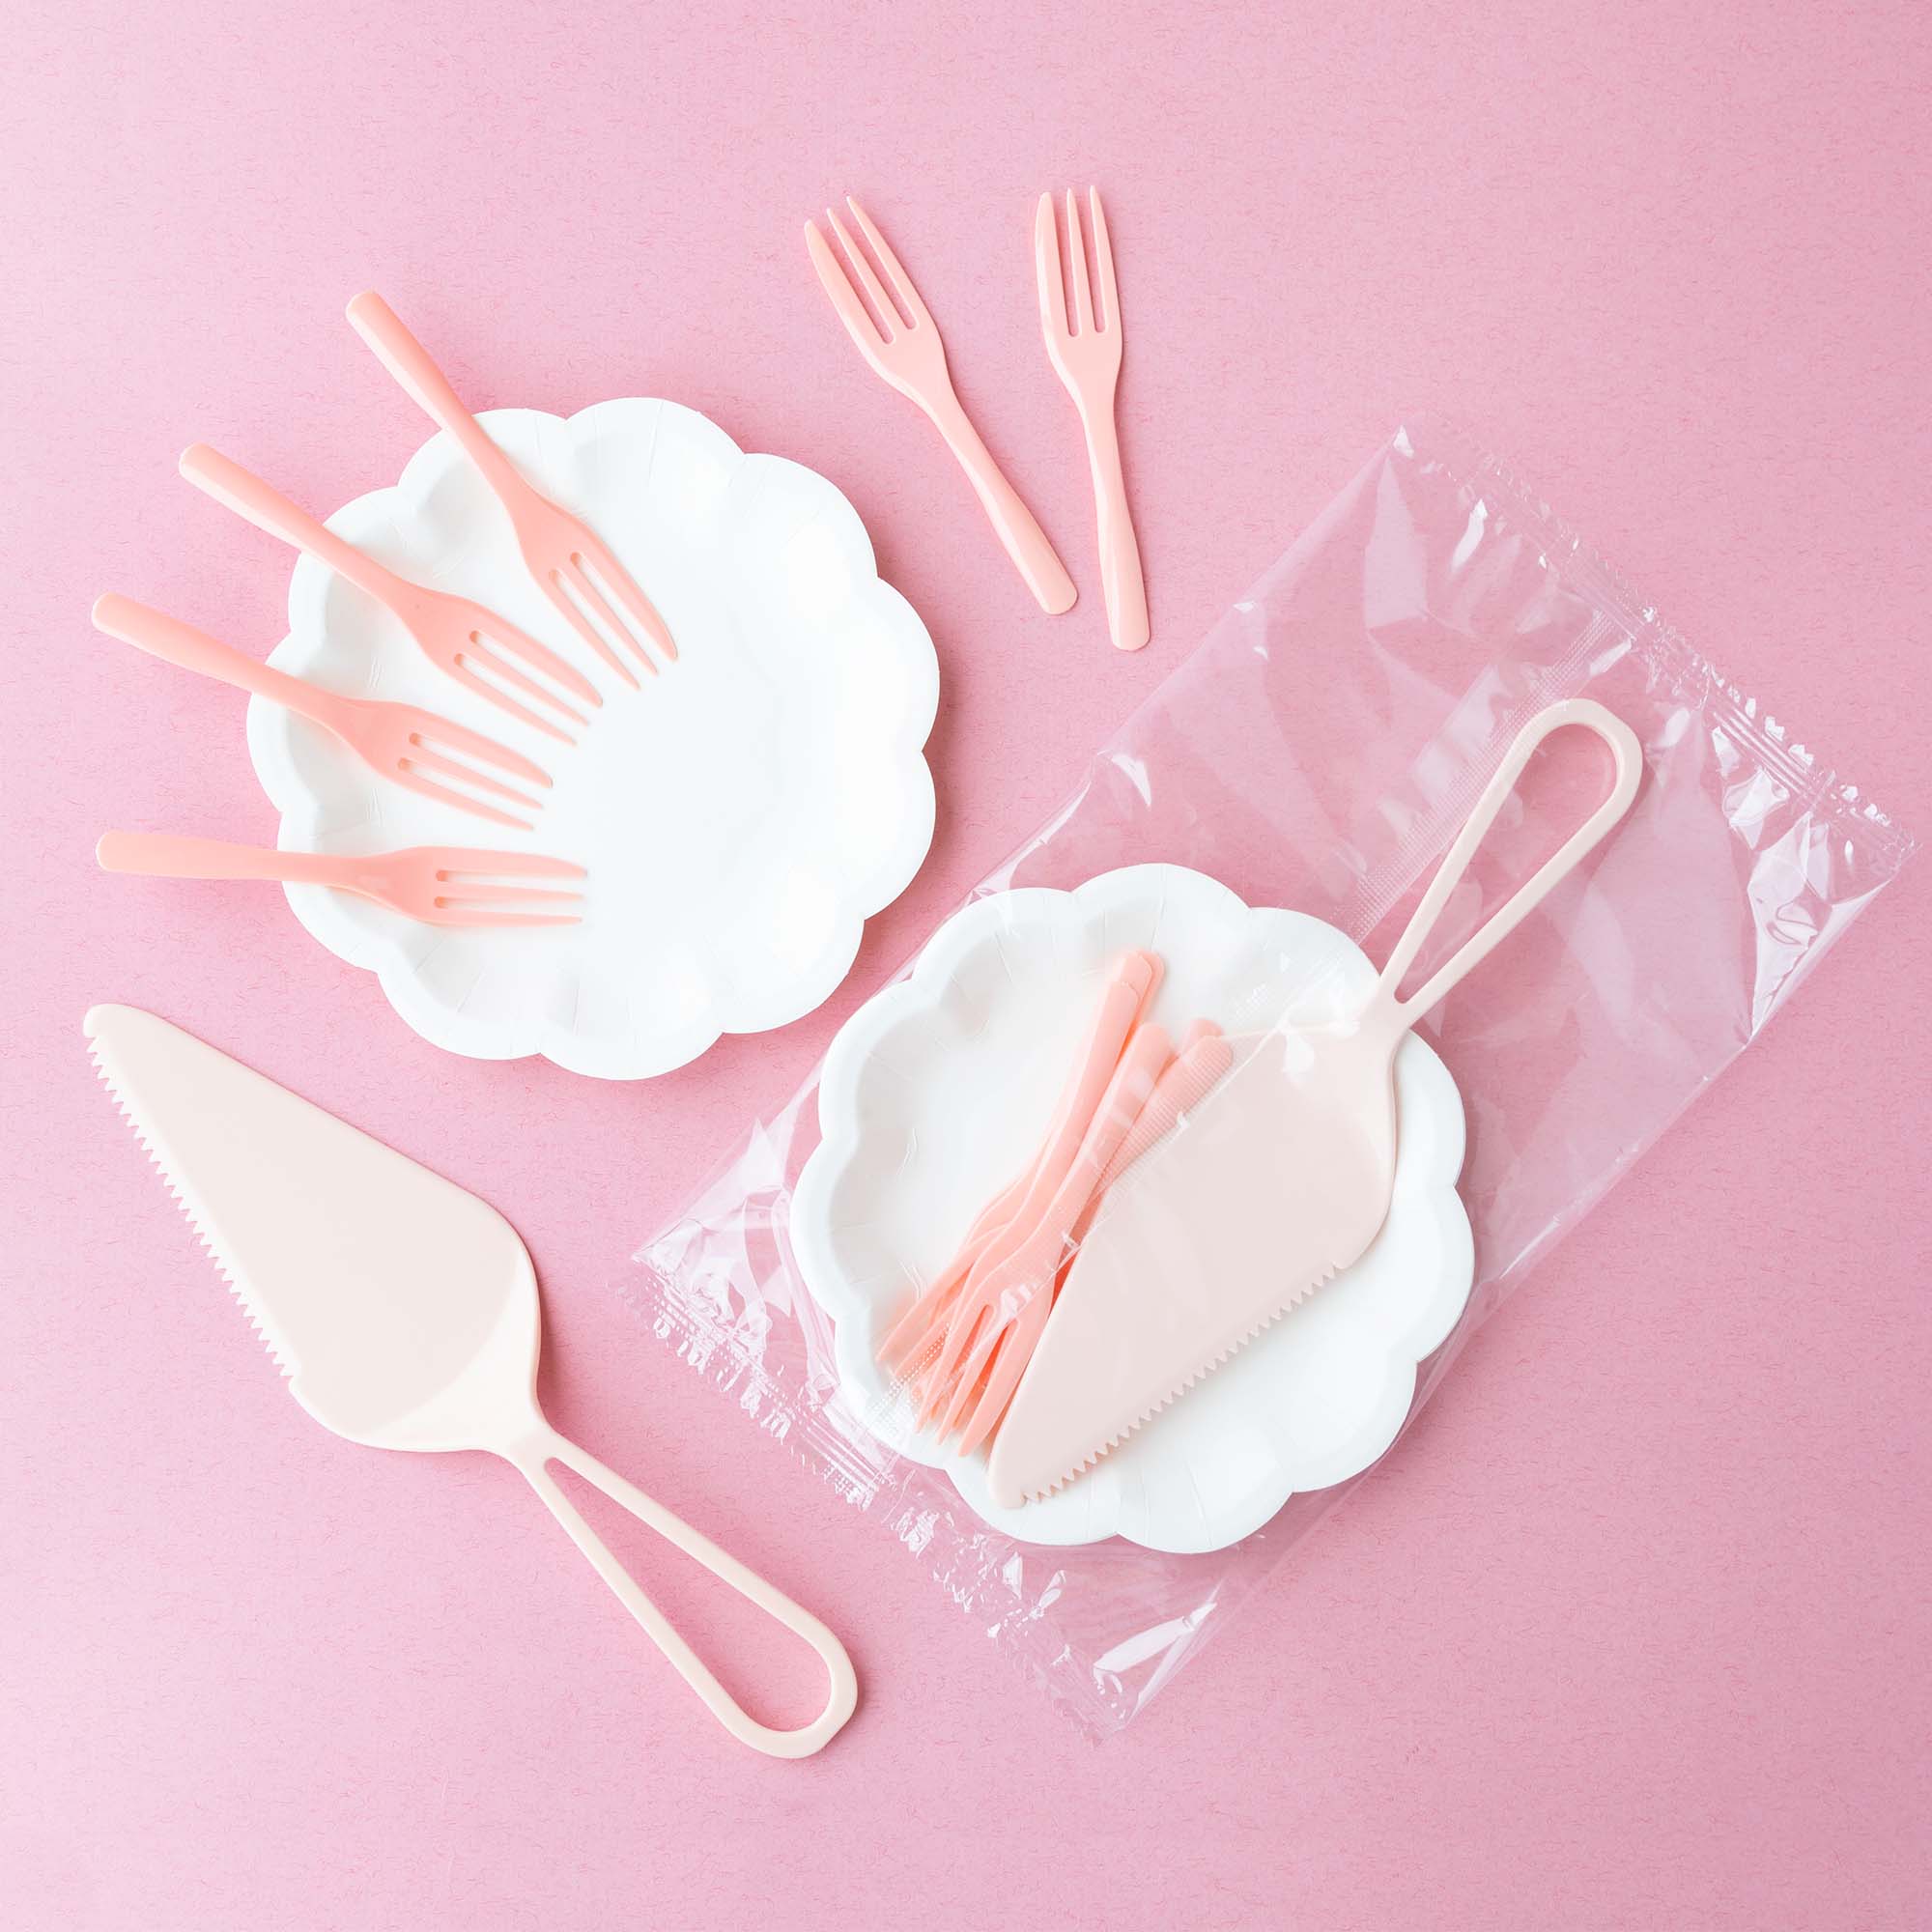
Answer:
881, 951, 1158, 1379
806, 195, 1075, 615
96, 832, 585, 929
92, 594, 550, 830
988, 700, 1644, 1507
1036, 187, 1148, 652
84, 1005, 857, 1758
914, 953, 1161, 1412
345, 293, 675, 687
942, 1019, 1235, 1455
934, 1019, 1174, 1452
178, 443, 597, 739
890, 1016, 1234, 1456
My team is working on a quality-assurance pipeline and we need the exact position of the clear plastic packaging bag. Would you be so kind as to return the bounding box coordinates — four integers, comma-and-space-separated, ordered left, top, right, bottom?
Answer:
619, 420, 1916, 1737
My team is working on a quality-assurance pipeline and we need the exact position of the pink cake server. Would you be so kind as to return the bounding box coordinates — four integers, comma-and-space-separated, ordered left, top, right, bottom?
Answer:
346, 292, 676, 687
86, 1005, 855, 1757
1036, 187, 1148, 652
987, 700, 1644, 1507
806, 195, 1076, 615
97, 833, 585, 929
178, 442, 597, 740
93, 594, 551, 831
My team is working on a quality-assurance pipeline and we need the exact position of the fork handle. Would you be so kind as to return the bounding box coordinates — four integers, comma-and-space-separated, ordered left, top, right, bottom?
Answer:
510, 1424, 858, 1760
179, 444, 414, 610
921, 388, 1076, 614
92, 595, 349, 736
345, 293, 526, 498
1077, 408, 1150, 651
96, 832, 354, 889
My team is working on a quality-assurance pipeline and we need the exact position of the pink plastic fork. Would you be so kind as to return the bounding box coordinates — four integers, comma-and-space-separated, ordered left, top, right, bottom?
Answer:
346, 293, 675, 688
878, 950, 1160, 1379
1036, 188, 1148, 652
935, 1020, 1235, 1458
1088, 1020, 1234, 1200
96, 833, 585, 928
93, 595, 552, 832
928, 1021, 1173, 1447
178, 443, 598, 741
915, 957, 1163, 1416
806, 196, 1076, 615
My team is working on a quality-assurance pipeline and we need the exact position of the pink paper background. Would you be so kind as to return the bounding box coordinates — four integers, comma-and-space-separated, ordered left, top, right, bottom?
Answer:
5, 2, 1928, 1926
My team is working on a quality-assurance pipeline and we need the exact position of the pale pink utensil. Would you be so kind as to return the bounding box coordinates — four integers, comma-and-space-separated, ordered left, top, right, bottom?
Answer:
178, 443, 597, 741
96, 832, 586, 929
987, 699, 1645, 1508
806, 195, 1076, 615
92, 594, 551, 832
86, 1004, 855, 1758
345, 292, 676, 688
1036, 187, 1148, 652
879, 950, 1158, 1378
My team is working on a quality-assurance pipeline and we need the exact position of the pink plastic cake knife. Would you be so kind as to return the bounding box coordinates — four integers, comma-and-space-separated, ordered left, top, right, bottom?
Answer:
178, 443, 597, 740
806, 195, 1076, 615
93, 595, 552, 831
987, 699, 1644, 1507
1036, 187, 1148, 652
346, 293, 676, 687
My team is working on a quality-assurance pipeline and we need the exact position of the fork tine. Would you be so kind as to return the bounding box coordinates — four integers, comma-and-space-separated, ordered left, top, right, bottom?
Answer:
935, 1324, 1005, 1440
1034, 192, 1069, 337
445, 657, 577, 744
435, 884, 584, 906
952, 1306, 1048, 1455
805, 219, 889, 355
428, 906, 582, 928
918, 1303, 993, 1428
825, 207, 902, 339
560, 555, 658, 681
434, 851, 586, 880
546, 568, 642, 688
387, 766, 534, 832
480, 616, 601, 708
413, 719, 552, 788
576, 533, 677, 663
403, 741, 545, 810
842, 197, 931, 328
459, 637, 592, 729
1086, 185, 1116, 331
1064, 189, 1094, 334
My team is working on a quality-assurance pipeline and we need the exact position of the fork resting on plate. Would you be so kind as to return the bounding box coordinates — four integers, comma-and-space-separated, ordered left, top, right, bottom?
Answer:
96, 833, 586, 929
93, 595, 552, 831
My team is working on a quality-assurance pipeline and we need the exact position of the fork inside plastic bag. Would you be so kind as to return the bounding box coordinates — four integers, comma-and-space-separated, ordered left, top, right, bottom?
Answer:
619, 420, 1915, 1738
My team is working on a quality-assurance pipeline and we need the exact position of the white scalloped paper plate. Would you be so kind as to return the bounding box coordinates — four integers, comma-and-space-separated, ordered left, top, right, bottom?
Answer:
247, 400, 938, 1079
791, 865, 1475, 1554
